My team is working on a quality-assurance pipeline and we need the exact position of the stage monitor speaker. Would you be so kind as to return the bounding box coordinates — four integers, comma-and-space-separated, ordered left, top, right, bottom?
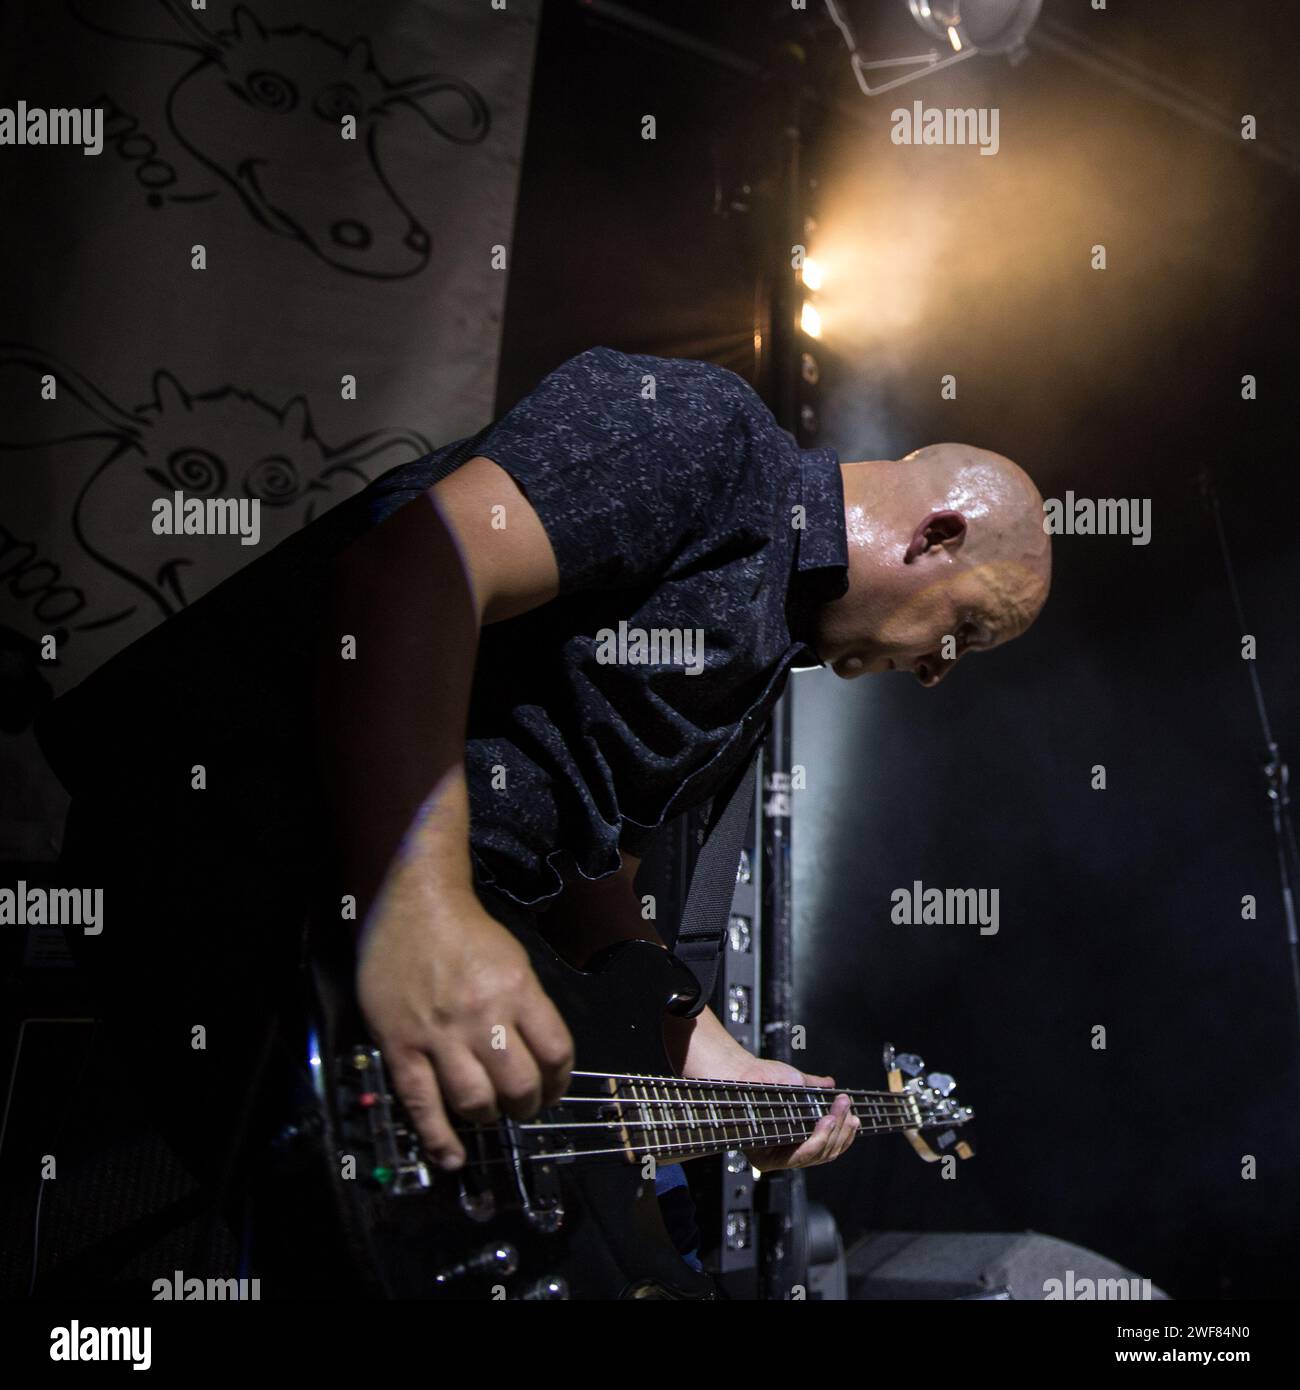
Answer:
846, 1231, 1169, 1301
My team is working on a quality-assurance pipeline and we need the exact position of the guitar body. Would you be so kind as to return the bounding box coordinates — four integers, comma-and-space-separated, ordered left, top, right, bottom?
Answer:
258, 916, 720, 1300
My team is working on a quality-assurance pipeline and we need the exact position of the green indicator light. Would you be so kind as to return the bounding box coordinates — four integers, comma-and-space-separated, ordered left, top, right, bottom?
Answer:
372, 1165, 393, 1185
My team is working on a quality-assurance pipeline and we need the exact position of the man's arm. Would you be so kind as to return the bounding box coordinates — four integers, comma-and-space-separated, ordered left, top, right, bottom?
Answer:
315, 456, 571, 1171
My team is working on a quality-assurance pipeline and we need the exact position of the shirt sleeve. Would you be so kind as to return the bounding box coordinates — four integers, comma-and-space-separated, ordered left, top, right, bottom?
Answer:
478, 347, 749, 594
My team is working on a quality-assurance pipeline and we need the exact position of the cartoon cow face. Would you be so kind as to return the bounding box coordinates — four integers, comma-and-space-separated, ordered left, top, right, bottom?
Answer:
1, 344, 437, 701
75, 369, 375, 615
75, 2, 491, 278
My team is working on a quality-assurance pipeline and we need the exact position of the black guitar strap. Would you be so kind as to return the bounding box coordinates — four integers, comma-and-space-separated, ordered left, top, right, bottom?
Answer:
673, 745, 760, 1018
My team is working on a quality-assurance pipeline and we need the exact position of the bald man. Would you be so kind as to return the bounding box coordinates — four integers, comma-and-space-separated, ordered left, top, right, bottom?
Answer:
318, 351, 1051, 1177
39, 347, 1050, 1222
818, 443, 1051, 684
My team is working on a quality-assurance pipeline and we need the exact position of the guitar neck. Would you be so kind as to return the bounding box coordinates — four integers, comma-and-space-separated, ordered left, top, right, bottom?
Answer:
566, 1071, 922, 1164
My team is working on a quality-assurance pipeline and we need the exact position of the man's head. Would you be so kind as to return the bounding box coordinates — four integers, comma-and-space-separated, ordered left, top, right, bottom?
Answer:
814, 443, 1051, 686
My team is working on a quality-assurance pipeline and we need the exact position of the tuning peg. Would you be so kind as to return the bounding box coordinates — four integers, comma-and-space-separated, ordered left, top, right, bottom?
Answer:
894, 1052, 925, 1078
927, 1072, 956, 1096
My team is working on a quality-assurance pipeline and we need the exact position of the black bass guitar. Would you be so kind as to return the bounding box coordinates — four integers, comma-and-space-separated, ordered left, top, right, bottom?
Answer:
261, 915, 974, 1300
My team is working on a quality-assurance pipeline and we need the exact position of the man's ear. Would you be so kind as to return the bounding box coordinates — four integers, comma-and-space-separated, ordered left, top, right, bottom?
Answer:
904, 509, 967, 564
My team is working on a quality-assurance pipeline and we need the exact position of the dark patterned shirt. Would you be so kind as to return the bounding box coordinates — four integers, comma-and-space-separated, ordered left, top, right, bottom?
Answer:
38, 348, 848, 910
422, 347, 847, 904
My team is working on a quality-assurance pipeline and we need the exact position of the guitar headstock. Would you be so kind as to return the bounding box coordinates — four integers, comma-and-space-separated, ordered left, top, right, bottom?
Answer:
883, 1042, 975, 1163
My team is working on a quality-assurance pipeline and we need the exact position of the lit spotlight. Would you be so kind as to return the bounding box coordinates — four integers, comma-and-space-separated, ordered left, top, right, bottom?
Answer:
910, 0, 1041, 57
801, 257, 825, 291
800, 300, 823, 339
825, 0, 1041, 96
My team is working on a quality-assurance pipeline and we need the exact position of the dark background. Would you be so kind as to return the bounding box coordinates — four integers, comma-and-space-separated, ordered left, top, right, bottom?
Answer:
498, 0, 1300, 1298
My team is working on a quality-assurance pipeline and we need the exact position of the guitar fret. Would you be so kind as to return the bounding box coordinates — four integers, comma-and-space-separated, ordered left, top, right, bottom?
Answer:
704, 1084, 721, 1149
742, 1087, 760, 1145
655, 1076, 673, 1153
636, 1078, 656, 1156
650, 1078, 670, 1156
801, 1091, 814, 1142
805, 1087, 824, 1140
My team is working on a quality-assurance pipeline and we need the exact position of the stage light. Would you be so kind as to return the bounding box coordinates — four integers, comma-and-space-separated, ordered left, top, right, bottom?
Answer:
908, 0, 1041, 57
800, 301, 823, 339
824, 0, 1041, 96
801, 256, 825, 291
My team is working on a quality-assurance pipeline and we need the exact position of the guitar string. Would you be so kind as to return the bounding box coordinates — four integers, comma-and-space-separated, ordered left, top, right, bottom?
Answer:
354, 1068, 955, 1169
455, 1105, 931, 1149
636, 1102, 914, 1113
540, 1092, 914, 1107
530, 1093, 917, 1138
504, 1117, 936, 1164
366, 1099, 959, 1173
415, 1120, 933, 1170
570, 1069, 913, 1095
447, 1096, 921, 1136
446, 1111, 923, 1143
529, 1104, 912, 1118
362, 1074, 921, 1118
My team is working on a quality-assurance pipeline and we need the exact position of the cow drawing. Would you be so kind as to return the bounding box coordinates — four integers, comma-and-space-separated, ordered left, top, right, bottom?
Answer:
0, 341, 436, 715
70, 0, 492, 278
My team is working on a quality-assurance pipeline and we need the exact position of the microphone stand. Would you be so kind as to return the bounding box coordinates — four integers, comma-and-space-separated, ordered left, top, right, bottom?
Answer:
1201, 470, 1300, 1048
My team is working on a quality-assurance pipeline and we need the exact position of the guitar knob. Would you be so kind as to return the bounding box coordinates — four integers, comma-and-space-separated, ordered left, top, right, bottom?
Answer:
519, 1274, 569, 1300
433, 1242, 519, 1286
481, 1243, 520, 1277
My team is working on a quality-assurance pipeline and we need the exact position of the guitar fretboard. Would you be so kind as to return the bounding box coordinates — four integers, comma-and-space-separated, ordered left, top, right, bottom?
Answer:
514, 1071, 924, 1163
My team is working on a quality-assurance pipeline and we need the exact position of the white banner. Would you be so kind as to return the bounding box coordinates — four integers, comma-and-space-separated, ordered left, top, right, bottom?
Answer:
0, 0, 538, 857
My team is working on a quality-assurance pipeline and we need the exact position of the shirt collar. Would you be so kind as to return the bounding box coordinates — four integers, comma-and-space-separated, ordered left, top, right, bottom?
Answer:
796, 446, 848, 578
786, 446, 849, 662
